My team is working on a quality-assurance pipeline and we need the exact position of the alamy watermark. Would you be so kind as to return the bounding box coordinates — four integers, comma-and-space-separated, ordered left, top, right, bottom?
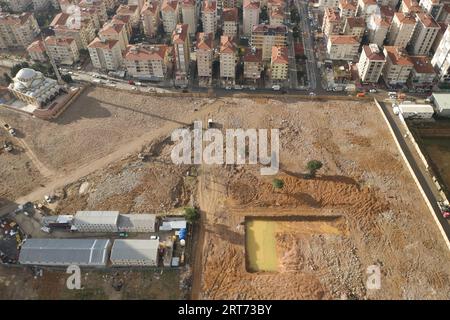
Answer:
170, 121, 279, 175
66, 264, 81, 290
366, 265, 381, 290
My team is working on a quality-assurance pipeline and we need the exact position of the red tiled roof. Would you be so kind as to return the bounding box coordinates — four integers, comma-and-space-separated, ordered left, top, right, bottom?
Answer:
141, 2, 160, 15
172, 24, 188, 43
203, 0, 217, 12
243, 47, 262, 62
162, 0, 178, 11
88, 37, 119, 49
220, 35, 236, 54
394, 12, 416, 25
27, 40, 45, 53
410, 55, 435, 74
223, 8, 238, 22
243, 0, 260, 10
416, 12, 440, 29
271, 46, 288, 64
384, 46, 413, 66
197, 32, 214, 50
125, 44, 168, 61
44, 36, 75, 46
362, 44, 385, 61
346, 17, 365, 28
0, 12, 33, 26
329, 35, 359, 45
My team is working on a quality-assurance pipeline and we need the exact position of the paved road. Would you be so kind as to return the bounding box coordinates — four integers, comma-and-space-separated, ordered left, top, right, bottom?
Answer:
295, 0, 321, 92
377, 100, 450, 246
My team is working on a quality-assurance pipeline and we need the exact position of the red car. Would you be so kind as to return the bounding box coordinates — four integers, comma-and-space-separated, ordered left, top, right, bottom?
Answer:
128, 80, 135, 85
443, 211, 450, 219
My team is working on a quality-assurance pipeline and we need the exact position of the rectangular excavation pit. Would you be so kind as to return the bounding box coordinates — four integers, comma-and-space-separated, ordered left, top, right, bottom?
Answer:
244, 215, 346, 273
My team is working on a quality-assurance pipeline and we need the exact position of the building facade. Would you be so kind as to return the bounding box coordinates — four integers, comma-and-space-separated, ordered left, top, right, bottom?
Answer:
243, 0, 261, 36
0, 13, 40, 50
270, 45, 289, 81
220, 35, 236, 84
382, 46, 414, 85
124, 44, 171, 80
88, 37, 123, 71
410, 12, 440, 55
44, 36, 80, 65
326, 35, 359, 61
387, 12, 417, 48
251, 24, 287, 60
357, 44, 386, 83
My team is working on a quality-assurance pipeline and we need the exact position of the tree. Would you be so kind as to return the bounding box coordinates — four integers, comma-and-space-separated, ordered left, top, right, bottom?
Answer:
306, 160, 323, 178
184, 207, 200, 223
61, 74, 73, 83
10, 62, 30, 77
3, 73, 12, 84
272, 178, 284, 189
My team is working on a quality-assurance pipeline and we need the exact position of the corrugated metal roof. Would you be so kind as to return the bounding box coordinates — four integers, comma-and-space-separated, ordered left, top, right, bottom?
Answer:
19, 239, 110, 266
110, 239, 159, 261
399, 104, 434, 113
74, 211, 119, 225
433, 93, 450, 110
117, 214, 156, 231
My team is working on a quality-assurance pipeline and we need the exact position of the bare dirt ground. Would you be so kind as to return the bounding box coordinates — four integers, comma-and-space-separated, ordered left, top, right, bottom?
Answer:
0, 90, 449, 299
192, 97, 450, 300
0, 265, 180, 300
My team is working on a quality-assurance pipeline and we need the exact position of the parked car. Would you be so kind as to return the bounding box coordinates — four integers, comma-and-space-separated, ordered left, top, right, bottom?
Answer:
128, 80, 135, 85
369, 89, 377, 93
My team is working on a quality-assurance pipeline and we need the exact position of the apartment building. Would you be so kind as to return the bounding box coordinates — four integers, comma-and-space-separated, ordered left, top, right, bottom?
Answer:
128, 0, 145, 11
367, 14, 390, 47
387, 12, 417, 48
99, 22, 128, 53
251, 24, 287, 60
124, 44, 171, 80
326, 35, 359, 61
222, 7, 238, 39
243, 0, 261, 36
79, 0, 108, 25
270, 46, 288, 81
409, 55, 436, 87
400, 0, 423, 14
5, 0, 32, 12
432, 22, 448, 52
202, 0, 217, 38
419, 0, 444, 20
357, 44, 386, 83
318, 0, 340, 9
322, 7, 342, 39
220, 35, 236, 84
27, 40, 47, 62
172, 24, 190, 81
116, 4, 141, 28
382, 46, 414, 85
431, 24, 450, 82
269, 6, 284, 26
141, 2, 161, 38
112, 15, 132, 38
33, 0, 51, 10
0, 13, 40, 50
243, 47, 263, 82
338, 0, 357, 18
44, 36, 79, 65
196, 32, 214, 84
343, 17, 365, 41
356, 0, 378, 20
51, 12, 96, 49
222, 0, 237, 8
439, 4, 450, 23
161, 0, 179, 34
180, 0, 196, 36
410, 12, 440, 55
88, 37, 123, 71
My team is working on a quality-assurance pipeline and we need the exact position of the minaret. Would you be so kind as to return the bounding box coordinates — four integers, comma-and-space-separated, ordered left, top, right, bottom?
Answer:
40, 35, 65, 85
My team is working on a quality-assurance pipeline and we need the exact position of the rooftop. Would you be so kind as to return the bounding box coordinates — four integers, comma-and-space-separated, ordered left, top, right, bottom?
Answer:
0, 12, 33, 26
416, 12, 439, 29
271, 46, 288, 64
44, 36, 75, 47
244, 0, 260, 9
384, 46, 413, 66
223, 7, 238, 22
394, 12, 416, 25
339, 0, 356, 10
74, 210, 119, 225
162, 0, 178, 11
197, 32, 214, 50
203, 0, 217, 12
110, 239, 159, 262
27, 40, 45, 53
243, 47, 262, 62
220, 35, 236, 54
329, 35, 359, 45
172, 24, 189, 43
410, 55, 435, 74
18, 239, 110, 266
363, 44, 385, 61
346, 16, 365, 28
125, 44, 169, 60
252, 24, 287, 35
141, 2, 160, 15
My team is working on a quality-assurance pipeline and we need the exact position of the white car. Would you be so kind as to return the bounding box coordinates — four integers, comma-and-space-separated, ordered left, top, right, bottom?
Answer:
131, 86, 137, 90
40, 226, 51, 233
225, 86, 232, 90
369, 89, 377, 93
309, 92, 316, 96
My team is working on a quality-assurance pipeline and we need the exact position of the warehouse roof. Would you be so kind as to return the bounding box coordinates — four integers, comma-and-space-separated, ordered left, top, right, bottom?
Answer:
74, 211, 119, 225
19, 239, 110, 266
110, 239, 159, 261
117, 214, 156, 230
399, 104, 434, 113
432, 93, 450, 110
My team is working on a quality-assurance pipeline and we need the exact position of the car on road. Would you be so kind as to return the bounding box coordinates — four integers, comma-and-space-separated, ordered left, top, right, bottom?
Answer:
225, 86, 232, 90
131, 86, 137, 90
272, 85, 281, 91
309, 92, 316, 96
128, 80, 135, 85
369, 89, 377, 93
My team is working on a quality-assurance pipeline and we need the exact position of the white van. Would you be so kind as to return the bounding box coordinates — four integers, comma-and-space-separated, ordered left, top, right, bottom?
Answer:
272, 85, 281, 91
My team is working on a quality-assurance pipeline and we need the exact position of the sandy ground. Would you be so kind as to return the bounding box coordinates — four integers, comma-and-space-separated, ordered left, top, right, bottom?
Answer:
191, 97, 450, 300
0, 265, 181, 300
0, 89, 449, 299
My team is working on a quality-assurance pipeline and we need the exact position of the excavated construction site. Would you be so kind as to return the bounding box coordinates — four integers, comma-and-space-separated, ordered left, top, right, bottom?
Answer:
1, 88, 449, 299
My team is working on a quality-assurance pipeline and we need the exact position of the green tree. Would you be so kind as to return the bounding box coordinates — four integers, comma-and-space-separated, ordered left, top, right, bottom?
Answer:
10, 62, 30, 77
61, 74, 73, 83
3, 73, 12, 84
272, 178, 284, 189
184, 207, 200, 223
306, 160, 323, 178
